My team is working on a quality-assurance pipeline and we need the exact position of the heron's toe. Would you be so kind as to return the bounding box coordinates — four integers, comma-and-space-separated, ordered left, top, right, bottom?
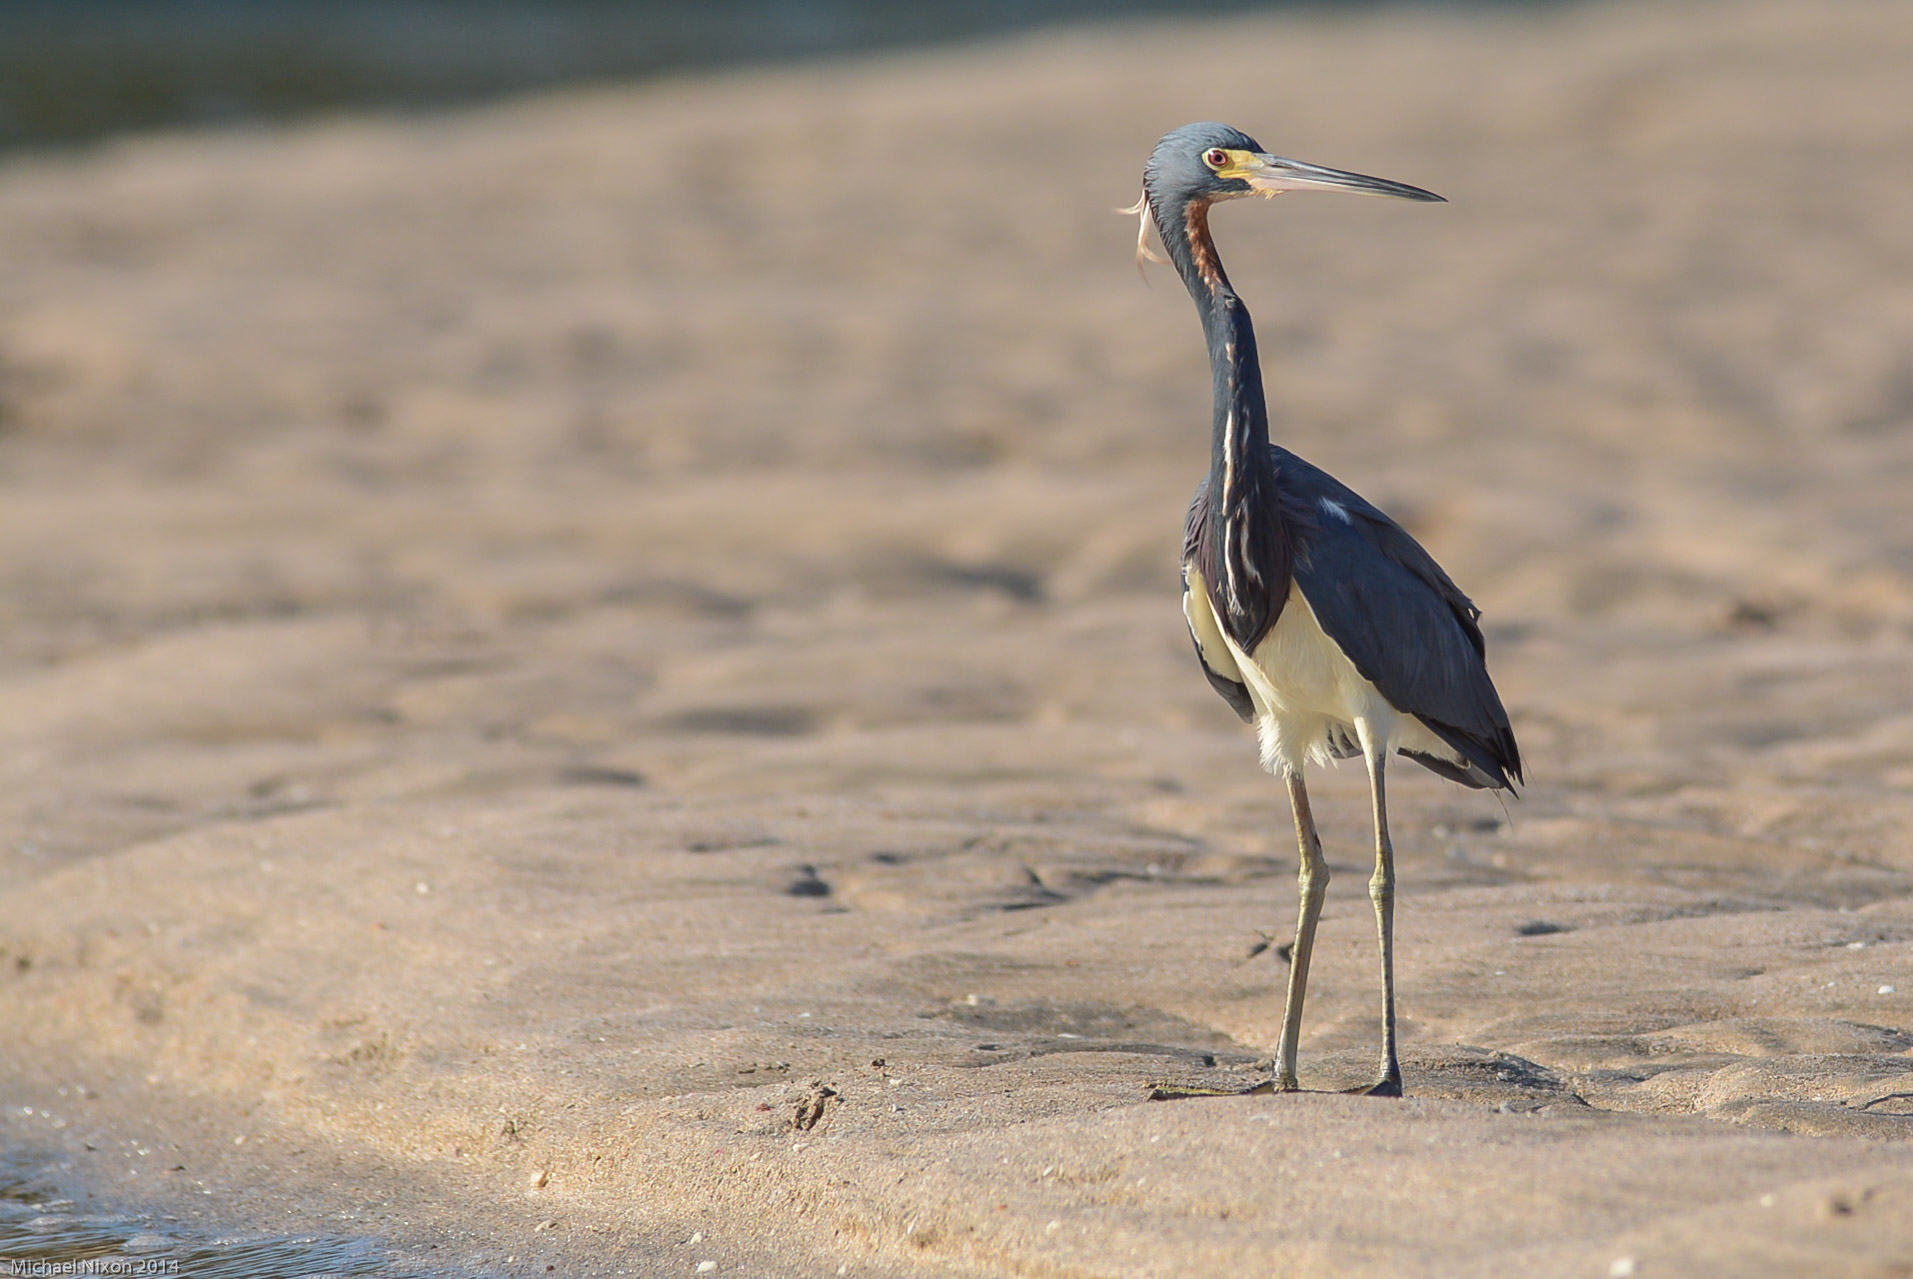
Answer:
1345, 1076, 1404, 1098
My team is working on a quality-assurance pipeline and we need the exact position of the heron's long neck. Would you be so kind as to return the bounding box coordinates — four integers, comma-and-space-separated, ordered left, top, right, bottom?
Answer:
1161, 199, 1273, 506
1157, 194, 1291, 651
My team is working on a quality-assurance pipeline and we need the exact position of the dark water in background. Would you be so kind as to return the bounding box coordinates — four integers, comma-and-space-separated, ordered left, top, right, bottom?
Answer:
0, 0, 1567, 154
0, 1148, 445, 1278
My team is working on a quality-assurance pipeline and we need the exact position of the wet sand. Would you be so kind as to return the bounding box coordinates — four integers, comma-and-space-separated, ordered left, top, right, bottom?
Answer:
2, 0, 1912, 1274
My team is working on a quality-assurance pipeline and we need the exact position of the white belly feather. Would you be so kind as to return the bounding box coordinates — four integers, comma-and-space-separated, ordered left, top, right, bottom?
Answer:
1184, 564, 1456, 775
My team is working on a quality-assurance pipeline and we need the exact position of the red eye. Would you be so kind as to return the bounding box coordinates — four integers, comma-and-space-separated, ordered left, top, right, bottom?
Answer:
1204, 148, 1229, 168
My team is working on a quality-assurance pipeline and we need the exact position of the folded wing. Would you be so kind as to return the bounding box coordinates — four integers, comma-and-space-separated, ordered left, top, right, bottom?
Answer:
1274, 447, 1523, 790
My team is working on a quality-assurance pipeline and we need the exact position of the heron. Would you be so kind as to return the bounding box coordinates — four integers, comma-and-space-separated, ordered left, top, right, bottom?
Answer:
1131, 123, 1521, 1097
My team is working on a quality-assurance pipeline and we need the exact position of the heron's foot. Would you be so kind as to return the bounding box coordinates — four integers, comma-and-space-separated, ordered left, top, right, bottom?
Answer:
1343, 1074, 1403, 1098
1145, 1078, 1283, 1102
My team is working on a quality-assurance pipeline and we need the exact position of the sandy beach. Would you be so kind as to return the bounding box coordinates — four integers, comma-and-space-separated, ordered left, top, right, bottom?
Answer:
2, 0, 1912, 1273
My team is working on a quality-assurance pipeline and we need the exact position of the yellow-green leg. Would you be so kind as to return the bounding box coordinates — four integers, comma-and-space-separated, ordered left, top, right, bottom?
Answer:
1145, 769, 1328, 1102
1357, 729, 1403, 1096
1273, 769, 1329, 1091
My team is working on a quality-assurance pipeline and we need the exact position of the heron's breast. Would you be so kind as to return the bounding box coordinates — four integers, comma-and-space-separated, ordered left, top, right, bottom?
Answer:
1247, 583, 1385, 722
1186, 570, 1380, 726
1187, 562, 1459, 773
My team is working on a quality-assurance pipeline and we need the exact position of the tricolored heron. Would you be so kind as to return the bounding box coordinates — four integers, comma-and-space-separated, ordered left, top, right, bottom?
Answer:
1132, 123, 1521, 1096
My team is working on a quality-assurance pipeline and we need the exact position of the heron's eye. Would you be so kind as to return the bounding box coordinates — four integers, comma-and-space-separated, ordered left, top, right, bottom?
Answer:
1203, 148, 1229, 170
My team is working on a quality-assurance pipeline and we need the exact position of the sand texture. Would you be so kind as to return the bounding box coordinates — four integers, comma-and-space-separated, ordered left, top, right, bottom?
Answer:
2, 0, 1912, 1273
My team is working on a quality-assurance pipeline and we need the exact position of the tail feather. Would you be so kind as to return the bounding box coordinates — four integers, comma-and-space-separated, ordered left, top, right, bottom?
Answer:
1411, 717, 1522, 792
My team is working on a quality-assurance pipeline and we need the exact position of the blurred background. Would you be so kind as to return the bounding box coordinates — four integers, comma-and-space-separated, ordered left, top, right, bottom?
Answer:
0, 0, 1908, 869
1, 0, 1568, 153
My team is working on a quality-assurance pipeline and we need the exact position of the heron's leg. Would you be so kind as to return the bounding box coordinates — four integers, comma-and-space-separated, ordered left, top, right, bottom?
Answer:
1273, 769, 1328, 1091
1140, 769, 1326, 1103
1356, 725, 1403, 1096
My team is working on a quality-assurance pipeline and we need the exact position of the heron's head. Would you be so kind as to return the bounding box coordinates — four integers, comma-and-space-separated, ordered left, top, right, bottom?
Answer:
1141, 121, 1444, 212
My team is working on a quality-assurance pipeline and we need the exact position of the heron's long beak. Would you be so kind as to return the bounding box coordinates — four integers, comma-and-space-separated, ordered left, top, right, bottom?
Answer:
1241, 153, 1443, 202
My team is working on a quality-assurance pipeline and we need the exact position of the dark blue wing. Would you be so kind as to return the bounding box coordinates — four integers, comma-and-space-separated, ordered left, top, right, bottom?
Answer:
1272, 447, 1523, 789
